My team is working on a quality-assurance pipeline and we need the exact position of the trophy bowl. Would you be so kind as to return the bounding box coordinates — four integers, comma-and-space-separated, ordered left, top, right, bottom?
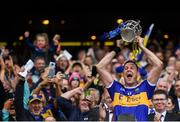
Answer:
120, 20, 142, 43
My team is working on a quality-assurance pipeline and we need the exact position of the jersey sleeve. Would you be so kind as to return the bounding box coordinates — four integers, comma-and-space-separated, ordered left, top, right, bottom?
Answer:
107, 80, 122, 101
143, 80, 156, 99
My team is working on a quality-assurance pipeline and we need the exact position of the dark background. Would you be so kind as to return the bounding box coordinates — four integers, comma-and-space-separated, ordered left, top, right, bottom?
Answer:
0, 1, 179, 42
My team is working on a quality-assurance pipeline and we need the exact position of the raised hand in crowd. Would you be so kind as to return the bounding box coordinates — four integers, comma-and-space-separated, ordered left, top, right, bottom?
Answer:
52, 34, 61, 46
3, 99, 14, 111
61, 87, 83, 100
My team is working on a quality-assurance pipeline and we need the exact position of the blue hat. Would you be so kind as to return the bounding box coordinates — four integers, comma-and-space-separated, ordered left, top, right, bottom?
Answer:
29, 94, 42, 103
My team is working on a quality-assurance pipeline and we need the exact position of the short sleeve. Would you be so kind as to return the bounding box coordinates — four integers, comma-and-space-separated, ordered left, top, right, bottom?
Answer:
107, 80, 122, 100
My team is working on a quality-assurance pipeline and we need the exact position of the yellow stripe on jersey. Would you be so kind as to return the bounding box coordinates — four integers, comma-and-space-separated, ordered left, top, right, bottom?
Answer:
113, 92, 149, 107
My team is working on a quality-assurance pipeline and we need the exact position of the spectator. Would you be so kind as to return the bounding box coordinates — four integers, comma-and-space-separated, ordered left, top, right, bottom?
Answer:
55, 54, 69, 73
14, 76, 56, 121
69, 72, 81, 89
175, 59, 180, 79
30, 56, 46, 85
148, 90, 180, 121
24, 31, 59, 63
57, 87, 91, 121
156, 78, 169, 92
173, 79, 180, 112
166, 96, 175, 113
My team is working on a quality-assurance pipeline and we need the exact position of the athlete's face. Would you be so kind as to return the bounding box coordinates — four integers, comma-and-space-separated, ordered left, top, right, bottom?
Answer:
123, 62, 138, 87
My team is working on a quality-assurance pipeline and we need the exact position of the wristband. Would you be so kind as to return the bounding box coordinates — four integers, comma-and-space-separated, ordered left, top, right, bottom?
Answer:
113, 46, 121, 54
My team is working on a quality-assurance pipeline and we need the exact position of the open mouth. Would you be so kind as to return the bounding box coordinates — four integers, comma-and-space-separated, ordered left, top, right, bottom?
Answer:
127, 72, 133, 78
34, 108, 40, 113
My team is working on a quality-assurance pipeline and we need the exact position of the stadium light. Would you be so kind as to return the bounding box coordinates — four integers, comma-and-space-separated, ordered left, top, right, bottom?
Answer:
19, 36, 24, 40
42, 20, 49, 25
163, 34, 169, 39
91, 35, 96, 40
116, 19, 123, 24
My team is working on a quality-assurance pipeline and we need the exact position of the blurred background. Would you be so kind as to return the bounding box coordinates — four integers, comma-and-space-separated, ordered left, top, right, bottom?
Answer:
0, 1, 179, 57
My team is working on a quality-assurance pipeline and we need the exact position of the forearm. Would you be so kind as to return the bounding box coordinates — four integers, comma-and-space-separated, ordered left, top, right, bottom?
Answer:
139, 44, 163, 84
32, 84, 42, 94
140, 45, 163, 67
61, 88, 78, 100
55, 84, 62, 97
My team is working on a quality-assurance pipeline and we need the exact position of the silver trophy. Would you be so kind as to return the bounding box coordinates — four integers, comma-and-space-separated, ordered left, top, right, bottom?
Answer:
120, 20, 142, 43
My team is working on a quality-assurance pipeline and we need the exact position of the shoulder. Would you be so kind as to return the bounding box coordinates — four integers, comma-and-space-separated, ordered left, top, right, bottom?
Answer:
106, 80, 122, 89
138, 79, 156, 88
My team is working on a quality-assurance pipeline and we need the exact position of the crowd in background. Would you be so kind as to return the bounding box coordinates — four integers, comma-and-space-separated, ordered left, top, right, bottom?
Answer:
0, 29, 180, 121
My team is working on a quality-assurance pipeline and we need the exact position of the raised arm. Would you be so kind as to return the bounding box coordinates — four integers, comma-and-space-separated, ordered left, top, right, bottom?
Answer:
136, 36, 163, 84
24, 31, 35, 49
61, 87, 83, 100
96, 47, 120, 87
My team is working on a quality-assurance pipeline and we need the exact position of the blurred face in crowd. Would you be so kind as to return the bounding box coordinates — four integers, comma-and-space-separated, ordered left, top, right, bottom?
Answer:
89, 88, 100, 108
165, 50, 172, 61
155, 52, 164, 62
36, 36, 46, 49
34, 58, 45, 72
78, 50, 86, 61
156, 80, 168, 92
166, 65, 176, 73
117, 54, 125, 65
4, 56, 11, 68
175, 80, 180, 98
61, 79, 69, 93
152, 94, 167, 113
72, 65, 82, 73
166, 97, 175, 111
175, 60, 180, 72
79, 94, 91, 113
168, 57, 176, 67
123, 62, 138, 87
29, 100, 43, 116
95, 49, 105, 62
175, 49, 180, 58
57, 56, 69, 70
84, 56, 93, 66
70, 78, 80, 89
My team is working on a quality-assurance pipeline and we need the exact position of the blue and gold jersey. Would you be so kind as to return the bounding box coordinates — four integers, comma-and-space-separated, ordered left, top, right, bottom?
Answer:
107, 80, 155, 121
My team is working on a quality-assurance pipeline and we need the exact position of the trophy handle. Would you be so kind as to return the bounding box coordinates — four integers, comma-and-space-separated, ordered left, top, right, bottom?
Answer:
120, 20, 142, 43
